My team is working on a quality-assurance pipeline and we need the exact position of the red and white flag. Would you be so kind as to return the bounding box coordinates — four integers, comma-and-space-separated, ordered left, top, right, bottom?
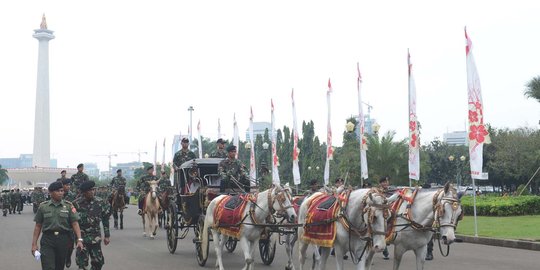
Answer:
197, 120, 203, 158
324, 79, 333, 185
153, 140, 158, 176
465, 28, 490, 179
291, 89, 301, 185
408, 51, 420, 181
357, 64, 369, 180
271, 99, 280, 185
161, 137, 166, 173
249, 106, 257, 183
217, 118, 222, 139
233, 114, 239, 159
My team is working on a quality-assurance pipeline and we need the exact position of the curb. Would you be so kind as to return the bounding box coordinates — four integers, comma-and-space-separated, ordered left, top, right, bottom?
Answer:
457, 234, 540, 251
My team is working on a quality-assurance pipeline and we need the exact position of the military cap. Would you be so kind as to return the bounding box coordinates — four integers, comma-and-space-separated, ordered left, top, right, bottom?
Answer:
379, 176, 390, 184
48, 181, 64, 192
61, 170, 66, 173
226, 145, 237, 152
116, 169, 122, 173
80, 181, 96, 193
335, 178, 344, 184
61, 179, 72, 185
217, 138, 225, 144
146, 165, 154, 171
181, 137, 189, 143
77, 163, 84, 169
309, 179, 318, 186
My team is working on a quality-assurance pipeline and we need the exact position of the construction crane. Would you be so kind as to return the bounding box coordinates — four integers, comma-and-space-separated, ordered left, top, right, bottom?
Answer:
117, 150, 148, 163
93, 152, 118, 178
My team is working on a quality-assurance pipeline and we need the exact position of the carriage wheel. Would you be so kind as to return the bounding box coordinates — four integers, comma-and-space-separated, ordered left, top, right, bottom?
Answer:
195, 215, 209, 266
258, 234, 276, 265
225, 237, 237, 253
166, 203, 178, 254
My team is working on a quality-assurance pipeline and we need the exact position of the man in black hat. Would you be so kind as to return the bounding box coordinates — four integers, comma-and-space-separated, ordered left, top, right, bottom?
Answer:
305, 179, 320, 196
73, 181, 111, 270
71, 164, 89, 195
210, 138, 227, 158
173, 138, 196, 168
32, 181, 83, 270
56, 170, 68, 182
110, 169, 127, 206
136, 165, 159, 215
218, 145, 250, 192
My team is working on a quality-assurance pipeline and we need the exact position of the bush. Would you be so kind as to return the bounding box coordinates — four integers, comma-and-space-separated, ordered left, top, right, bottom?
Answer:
460, 195, 540, 216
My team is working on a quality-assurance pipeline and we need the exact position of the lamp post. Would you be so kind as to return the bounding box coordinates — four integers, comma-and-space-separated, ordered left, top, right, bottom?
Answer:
261, 142, 269, 169
448, 155, 467, 190
372, 122, 381, 137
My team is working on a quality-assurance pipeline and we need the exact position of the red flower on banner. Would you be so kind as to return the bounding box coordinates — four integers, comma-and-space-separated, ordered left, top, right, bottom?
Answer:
410, 133, 417, 148
362, 137, 367, 146
468, 110, 478, 123
409, 121, 416, 132
469, 124, 489, 143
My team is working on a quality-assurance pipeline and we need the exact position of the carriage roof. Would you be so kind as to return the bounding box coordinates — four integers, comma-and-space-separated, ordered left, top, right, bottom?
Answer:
179, 158, 224, 170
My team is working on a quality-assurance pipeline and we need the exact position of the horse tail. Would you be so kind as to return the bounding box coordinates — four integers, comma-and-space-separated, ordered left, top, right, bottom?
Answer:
202, 209, 210, 260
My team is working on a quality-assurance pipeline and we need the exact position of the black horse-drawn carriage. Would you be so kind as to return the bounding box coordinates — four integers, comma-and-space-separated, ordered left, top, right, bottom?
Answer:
165, 158, 282, 266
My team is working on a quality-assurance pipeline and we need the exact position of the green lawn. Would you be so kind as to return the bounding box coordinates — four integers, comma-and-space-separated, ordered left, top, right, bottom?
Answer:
456, 215, 540, 241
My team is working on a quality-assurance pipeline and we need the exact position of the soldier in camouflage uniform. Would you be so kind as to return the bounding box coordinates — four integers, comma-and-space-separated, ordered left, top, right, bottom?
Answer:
31, 187, 46, 214
210, 138, 227, 158
73, 181, 111, 270
110, 169, 127, 205
71, 163, 90, 195
136, 165, 159, 215
61, 178, 77, 268
1, 190, 10, 216
218, 145, 250, 192
173, 138, 196, 168
158, 171, 172, 195
56, 169, 68, 182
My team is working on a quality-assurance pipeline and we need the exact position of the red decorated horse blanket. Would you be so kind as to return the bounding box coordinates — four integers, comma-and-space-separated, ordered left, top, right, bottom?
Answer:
301, 193, 341, 247
213, 194, 250, 238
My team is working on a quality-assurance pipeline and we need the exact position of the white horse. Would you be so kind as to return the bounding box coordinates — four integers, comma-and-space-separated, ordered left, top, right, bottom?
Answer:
298, 189, 390, 270
202, 185, 297, 270
142, 180, 161, 239
375, 182, 463, 270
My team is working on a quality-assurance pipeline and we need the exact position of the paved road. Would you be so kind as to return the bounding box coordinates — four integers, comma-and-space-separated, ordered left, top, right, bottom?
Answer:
1, 205, 538, 269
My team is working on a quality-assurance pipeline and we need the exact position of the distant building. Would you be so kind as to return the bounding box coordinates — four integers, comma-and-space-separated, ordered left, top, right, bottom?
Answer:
0, 154, 56, 169
112, 161, 143, 180
443, 131, 468, 146
6, 167, 76, 188
83, 163, 100, 179
246, 122, 271, 141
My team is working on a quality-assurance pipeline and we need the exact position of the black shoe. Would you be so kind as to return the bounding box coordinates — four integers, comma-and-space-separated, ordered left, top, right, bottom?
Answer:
66, 257, 71, 268
343, 255, 348, 260
425, 253, 433, 261
331, 249, 335, 256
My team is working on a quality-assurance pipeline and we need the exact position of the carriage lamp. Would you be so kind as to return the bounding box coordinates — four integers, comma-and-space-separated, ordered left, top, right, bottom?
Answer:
345, 121, 355, 133
262, 142, 269, 150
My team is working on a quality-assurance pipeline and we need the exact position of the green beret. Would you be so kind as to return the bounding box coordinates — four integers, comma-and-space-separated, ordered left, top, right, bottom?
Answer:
77, 163, 84, 169
181, 138, 189, 143
48, 182, 63, 192
146, 165, 154, 171
226, 145, 237, 152
217, 138, 225, 144
79, 181, 96, 193
61, 179, 72, 185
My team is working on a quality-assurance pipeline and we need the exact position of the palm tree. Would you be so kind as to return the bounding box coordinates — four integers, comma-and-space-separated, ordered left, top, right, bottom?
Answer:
524, 76, 540, 103
366, 131, 409, 185
0, 164, 9, 185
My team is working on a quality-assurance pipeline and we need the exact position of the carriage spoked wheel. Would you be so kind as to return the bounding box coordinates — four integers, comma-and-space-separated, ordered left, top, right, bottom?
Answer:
195, 215, 209, 266
258, 233, 276, 265
166, 203, 178, 254
225, 237, 237, 253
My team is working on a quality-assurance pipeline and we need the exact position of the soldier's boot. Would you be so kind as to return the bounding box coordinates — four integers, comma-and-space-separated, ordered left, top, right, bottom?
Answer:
114, 220, 118, 229
66, 248, 73, 268
383, 246, 389, 260
425, 252, 433, 261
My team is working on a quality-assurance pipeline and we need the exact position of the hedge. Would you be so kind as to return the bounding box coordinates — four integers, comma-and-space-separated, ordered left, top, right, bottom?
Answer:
460, 195, 540, 216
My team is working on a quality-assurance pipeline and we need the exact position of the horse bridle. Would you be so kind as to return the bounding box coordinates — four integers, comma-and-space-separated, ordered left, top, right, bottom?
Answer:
433, 191, 463, 229
364, 191, 391, 237
267, 186, 294, 218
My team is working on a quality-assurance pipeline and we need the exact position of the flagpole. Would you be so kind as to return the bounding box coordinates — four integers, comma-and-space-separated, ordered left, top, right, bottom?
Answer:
408, 48, 412, 188
291, 88, 301, 194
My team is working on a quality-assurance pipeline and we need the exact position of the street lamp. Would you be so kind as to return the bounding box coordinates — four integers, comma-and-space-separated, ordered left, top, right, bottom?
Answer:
188, 106, 194, 146
372, 122, 381, 137
448, 155, 467, 189
245, 142, 252, 150
345, 121, 355, 133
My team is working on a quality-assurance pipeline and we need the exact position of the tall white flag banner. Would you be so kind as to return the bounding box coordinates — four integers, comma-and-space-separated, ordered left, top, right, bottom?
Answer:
408, 51, 420, 180
233, 114, 239, 159
271, 99, 280, 185
161, 137, 166, 173
197, 120, 203, 158
218, 118, 222, 139
324, 79, 333, 186
249, 107, 257, 183
153, 141, 158, 176
465, 28, 490, 179
357, 64, 369, 180
291, 89, 301, 185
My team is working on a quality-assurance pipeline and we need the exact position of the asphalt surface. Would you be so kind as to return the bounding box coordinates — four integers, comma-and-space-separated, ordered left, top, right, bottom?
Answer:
1, 204, 538, 269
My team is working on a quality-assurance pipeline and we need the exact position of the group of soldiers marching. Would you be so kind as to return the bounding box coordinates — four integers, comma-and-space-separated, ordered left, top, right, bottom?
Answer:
1, 187, 48, 216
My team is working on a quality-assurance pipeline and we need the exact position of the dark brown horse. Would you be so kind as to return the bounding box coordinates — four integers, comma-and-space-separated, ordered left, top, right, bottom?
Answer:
111, 186, 126, 230
158, 189, 171, 228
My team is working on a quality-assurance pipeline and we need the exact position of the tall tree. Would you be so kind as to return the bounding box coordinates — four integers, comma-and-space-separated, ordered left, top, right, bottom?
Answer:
0, 164, 9, 185
366, 131, 408, 186
524, 76, 540, 103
